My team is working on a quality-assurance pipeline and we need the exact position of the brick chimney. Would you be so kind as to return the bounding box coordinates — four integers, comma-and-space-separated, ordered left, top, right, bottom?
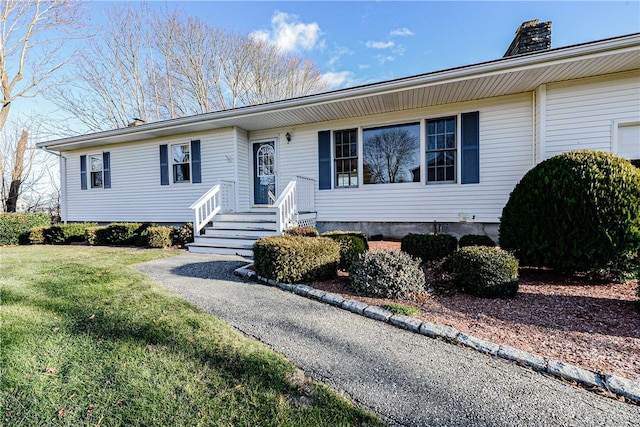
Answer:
504, 19, 552, 57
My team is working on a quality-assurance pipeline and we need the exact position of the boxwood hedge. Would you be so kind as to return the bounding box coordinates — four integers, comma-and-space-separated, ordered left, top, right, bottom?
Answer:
253, 235, 340, 283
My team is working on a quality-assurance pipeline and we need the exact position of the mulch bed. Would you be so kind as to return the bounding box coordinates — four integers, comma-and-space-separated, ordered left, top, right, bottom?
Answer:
309, 241, 640, 381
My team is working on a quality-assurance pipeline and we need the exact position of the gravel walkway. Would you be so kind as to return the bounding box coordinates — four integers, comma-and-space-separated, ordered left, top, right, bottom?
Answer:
136, 253, 640, 427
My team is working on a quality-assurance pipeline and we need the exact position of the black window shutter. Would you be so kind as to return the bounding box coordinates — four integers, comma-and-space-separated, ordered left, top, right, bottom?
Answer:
318, 131, 331, 190
103, 152, 111, 189
461, 111, 480, 184
191, 140, 202, 183
80, 155, 87, 190
159, 144, 169, 185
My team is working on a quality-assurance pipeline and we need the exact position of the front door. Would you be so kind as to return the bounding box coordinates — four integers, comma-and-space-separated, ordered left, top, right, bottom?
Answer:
253, 141, 276, 205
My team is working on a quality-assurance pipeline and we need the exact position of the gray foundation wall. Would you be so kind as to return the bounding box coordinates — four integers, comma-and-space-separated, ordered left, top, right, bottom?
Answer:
317, 221, 500, 243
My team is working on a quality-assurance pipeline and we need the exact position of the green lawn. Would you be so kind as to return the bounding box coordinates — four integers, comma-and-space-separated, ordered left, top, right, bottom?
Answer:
1, 246, 382, 426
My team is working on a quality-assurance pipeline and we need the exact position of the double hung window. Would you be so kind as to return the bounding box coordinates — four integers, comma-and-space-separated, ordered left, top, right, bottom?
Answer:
334, 129, 358, 187
426, 117, 457, 183
90, 155, 104, 188
81, 152, 111, 190
172, 144, 190, 183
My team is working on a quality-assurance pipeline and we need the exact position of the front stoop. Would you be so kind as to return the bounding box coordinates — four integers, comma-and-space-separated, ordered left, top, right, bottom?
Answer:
186, 211, 316, 256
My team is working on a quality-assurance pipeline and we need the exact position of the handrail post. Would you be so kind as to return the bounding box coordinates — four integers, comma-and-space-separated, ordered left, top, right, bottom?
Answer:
189, 181, 235, 234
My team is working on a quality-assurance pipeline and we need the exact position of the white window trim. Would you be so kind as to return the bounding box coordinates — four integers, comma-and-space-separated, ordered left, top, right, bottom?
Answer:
88, 153, 104, 190
333, 128, 359, 189
249, 137, 279, 207
612, 119, 640, 154
329, 113, 467, 190
358, 121, 424, 187
171, 143, 191, 184
424, 115, 459, 185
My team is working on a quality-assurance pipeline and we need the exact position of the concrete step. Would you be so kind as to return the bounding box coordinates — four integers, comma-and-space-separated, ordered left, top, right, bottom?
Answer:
203, 228, 275, 238
193, 235, 258, 248
208, 221, 277, 231
215, 212, 276, 223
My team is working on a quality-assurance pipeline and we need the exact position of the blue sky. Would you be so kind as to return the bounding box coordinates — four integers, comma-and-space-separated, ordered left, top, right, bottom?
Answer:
87, 0, 639, 89
12, 1, 640, 130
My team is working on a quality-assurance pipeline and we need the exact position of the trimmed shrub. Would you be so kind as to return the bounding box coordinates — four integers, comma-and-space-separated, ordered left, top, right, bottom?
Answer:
44, 222, 98, 244
322, 231, 369, 270
0, 212, 50, 245
171, 222, 194, 246
28, 226, 48, 244
400, 233, 458, 263
254, 235, 340, 283
334, 235, 368, 270
448, 246, 519, 298
283, 226, 320, 237
86, 226, 108, 246
321, 230, 369, 250
459, 234, 496, 248
499, 150, 640, 281
147, 226, 173, 248
103, 223, 154, 246
349, 250, 426, 299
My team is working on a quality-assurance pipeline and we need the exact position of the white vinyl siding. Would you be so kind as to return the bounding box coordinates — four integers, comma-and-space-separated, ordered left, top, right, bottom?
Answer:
235, 128, 251, 211
251, 93, 533, 223
545, 71, 640, 158
64, 129, 235, 223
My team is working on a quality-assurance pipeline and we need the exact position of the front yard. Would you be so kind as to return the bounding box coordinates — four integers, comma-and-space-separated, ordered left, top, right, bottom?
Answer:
0, 246, 381, 426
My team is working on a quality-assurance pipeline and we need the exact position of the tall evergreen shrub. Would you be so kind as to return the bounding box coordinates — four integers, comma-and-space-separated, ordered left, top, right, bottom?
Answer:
499, 150, 640, 280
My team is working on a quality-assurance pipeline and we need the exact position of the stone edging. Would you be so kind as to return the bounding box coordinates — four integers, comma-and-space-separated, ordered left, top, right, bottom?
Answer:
233, 264, 640, 405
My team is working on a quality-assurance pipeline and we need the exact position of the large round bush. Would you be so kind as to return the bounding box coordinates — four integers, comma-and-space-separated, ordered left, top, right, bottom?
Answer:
349, 249, 425, 299
499, 150, 640, 280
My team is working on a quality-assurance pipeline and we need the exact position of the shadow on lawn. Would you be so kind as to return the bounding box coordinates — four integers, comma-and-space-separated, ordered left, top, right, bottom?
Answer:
28, 260, 291, 388
169, 260, 248, 281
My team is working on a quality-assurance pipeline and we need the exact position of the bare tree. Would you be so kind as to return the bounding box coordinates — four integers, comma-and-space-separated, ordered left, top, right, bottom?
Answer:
0, 0, 84, 211
0, 116, 51, 212
363, 128, 420, 184
50, 3, 329, 132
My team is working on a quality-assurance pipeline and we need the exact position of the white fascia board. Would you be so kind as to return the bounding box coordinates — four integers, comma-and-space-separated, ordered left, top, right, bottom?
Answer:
38, 33, 640, 152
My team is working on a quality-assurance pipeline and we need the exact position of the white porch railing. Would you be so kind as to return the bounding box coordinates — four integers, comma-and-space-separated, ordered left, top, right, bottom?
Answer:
189, 180, 235, 234
293, 175, 315, 213
274, 176, 316, 233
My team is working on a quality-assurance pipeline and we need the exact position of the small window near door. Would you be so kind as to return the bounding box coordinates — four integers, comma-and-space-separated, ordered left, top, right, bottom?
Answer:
172, 144, 190, 183
257, 144, 275, 177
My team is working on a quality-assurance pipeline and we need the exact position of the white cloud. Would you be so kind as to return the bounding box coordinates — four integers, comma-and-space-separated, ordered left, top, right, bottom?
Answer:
250, 11, 322, 53
390, 27, 414, 37
327, 46, 353, 68
365, 40, 395, 49
376, 54, 396, 64
322, 71, 354, 89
